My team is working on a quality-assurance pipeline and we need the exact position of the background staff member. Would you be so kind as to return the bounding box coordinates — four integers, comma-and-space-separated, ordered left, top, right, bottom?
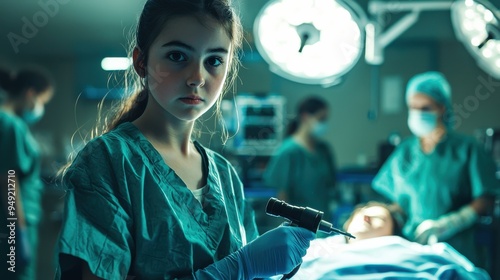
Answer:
264, 96, 337, 220
0, 68, 54, 280
372, 71, 499, 266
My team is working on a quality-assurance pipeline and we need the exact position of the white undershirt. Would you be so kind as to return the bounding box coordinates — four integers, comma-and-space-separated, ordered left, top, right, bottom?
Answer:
190, 186, 207, 205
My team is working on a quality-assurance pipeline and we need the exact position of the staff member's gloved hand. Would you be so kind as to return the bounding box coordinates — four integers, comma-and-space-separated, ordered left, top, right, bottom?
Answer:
414, 205, 478, 245
194, 226, 315, 279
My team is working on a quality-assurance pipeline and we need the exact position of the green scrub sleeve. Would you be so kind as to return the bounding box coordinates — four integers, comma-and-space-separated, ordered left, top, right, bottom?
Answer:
58, 143, 133, 279
228, 162, 259, 242
371, 151, 398, 202
468, 142, 500, 198
324, 144, 337, 186
0, 119, 33, 175
243, 196, 259, 242
264, 151, 293, 192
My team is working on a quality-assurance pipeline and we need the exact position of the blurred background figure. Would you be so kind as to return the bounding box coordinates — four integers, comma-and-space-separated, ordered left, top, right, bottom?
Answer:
0, 68, 54, 280
376, 132, 402, 170
264, 96, 337, 222
372, 71, 498, 267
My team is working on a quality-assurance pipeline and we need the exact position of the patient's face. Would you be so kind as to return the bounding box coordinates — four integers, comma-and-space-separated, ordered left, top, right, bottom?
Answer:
346, 206, 394, 241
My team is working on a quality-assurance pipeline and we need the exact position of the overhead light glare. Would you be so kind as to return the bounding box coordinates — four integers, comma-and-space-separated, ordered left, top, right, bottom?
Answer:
471, 36, 483, 46
451, 0, 500, 79
482, 48, 493, 58
465, 8, 476, 18
254, 0, 366, 86
484, 10, 494, 22
101, 57, 132, 71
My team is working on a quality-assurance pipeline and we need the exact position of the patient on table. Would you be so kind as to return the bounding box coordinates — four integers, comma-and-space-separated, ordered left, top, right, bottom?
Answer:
291, 202, 490, 280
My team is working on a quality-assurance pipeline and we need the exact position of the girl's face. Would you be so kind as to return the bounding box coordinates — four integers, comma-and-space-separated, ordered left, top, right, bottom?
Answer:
139, 15, 232, 122
346, 206, 394, 240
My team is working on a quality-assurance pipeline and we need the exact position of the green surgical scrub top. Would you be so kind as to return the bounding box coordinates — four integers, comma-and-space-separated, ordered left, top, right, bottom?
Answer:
372, 132, 499, 264
56, 122, 259, 279
263, 137, 336, 216
0, 110, 43, 225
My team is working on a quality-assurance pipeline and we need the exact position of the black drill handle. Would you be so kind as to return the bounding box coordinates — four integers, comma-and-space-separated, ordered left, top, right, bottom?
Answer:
282, 263, 301, 279
266, 197, 323, 233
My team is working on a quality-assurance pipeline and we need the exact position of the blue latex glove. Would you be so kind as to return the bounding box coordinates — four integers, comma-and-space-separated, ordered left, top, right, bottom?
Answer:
195, 226, 315, 279
414, 205, 478, 244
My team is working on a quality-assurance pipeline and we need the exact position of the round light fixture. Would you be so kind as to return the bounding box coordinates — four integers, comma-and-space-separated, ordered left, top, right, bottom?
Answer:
253, 0, 366, 87
451, 0, 500, 79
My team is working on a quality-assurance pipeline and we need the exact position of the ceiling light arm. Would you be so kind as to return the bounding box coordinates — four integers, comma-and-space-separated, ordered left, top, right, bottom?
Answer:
369, 1, 453, 14
379, 11, 420, 48
365, 1, 453, 65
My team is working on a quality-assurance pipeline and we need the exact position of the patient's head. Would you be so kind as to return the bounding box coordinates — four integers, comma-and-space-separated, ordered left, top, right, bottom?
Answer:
343, 202, 406, 242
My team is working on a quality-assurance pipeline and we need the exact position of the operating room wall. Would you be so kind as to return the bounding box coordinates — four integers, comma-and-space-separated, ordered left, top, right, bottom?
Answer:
438, 41, 500, 134
2, 40, 500, 170
236, 40, 500, 168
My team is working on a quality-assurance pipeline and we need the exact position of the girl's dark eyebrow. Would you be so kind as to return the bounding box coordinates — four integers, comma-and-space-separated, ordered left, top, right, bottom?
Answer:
162, 40, 228, 54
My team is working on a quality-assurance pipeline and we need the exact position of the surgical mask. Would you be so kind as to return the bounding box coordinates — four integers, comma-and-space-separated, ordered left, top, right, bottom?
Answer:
22, 103, 44, 124
311, 121, 327, 138
407, 109, 437, 137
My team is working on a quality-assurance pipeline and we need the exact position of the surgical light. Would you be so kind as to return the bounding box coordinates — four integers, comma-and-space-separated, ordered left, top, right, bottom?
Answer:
451, 0, 500, 79
253, 0, 366, 87
101, 57, 132, 71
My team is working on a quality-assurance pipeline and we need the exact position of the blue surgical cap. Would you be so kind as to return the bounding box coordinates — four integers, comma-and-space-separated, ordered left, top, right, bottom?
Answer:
406, 71, 453, 127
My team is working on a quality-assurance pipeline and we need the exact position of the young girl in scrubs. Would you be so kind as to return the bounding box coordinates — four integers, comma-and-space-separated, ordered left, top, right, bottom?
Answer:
0, 68, 53, 280
372, 71, 498, 266
56, 0, 314, 279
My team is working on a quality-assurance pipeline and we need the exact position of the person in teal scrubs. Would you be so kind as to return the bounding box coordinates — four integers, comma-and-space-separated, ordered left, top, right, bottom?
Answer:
0, 68, 54, 280
372, 71, 499, 266
56, 1, 315, 279
264, 96, 337, 218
